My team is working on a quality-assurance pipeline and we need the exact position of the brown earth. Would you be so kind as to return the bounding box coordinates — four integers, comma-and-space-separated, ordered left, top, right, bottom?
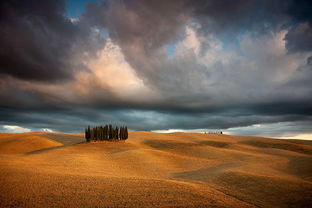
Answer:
0, 132, 311, 207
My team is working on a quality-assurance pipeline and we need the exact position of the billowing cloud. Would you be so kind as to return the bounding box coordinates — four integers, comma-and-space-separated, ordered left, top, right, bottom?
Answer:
1, 125, 31, 133
0, 0, 312, 139
82, 0, 312, 109
285, 23, 312, 53
0, 0, 104, 81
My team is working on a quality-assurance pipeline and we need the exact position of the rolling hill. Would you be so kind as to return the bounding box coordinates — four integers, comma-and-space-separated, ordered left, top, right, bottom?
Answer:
0, 132, 311, 207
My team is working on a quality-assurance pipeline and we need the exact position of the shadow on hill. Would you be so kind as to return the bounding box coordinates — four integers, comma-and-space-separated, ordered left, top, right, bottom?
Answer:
143, 140, 201, 150
240, 140, 312, 155
25, 142, 85, 155
197, 140, 230, 148
287, 156, 312, 181
144, 139, 231, 151
41, 133, 84, 145
24, 133, 85, 155
172, 163, 239, 182
213, 171, 312, 208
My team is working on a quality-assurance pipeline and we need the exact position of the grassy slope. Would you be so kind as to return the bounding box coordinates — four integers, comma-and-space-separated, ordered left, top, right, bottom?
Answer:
0, 132, 311, 207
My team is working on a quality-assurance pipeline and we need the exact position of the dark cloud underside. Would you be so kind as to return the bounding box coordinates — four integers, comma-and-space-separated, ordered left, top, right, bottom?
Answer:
0, 0, 104, 81
0, 0, 311, 136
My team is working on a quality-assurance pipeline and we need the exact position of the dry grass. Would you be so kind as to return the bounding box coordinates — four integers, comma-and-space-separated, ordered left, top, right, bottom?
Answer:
0, 132, 311, 207
0, 133, 62, 154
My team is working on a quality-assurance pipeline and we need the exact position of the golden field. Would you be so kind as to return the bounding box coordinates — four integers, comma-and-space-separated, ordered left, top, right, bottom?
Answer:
0, 132, 311, 207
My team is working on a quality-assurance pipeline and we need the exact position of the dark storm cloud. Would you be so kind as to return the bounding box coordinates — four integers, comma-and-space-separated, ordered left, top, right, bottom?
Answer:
285, 23, 312, 53
277, 0, 312, 53
81, 0, 312, 134
191, 0, 312, 52
0, 106, 311, 133
83, 0, 312, 93
0, 0, 104, 82
0, 0, 312, 136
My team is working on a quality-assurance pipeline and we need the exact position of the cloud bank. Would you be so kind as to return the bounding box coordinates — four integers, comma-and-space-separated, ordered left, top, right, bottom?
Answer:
0, 0, 311, 138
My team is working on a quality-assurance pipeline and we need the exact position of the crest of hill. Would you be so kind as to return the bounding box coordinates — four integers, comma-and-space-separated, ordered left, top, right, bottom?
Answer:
0, 133, 62, 154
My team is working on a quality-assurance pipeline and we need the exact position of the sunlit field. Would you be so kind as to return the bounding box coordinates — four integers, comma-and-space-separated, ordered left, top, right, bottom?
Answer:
0, 132, 311, 207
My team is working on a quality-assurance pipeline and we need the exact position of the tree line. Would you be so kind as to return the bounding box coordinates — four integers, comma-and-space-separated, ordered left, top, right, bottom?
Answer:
204, 131, 223, 134
85, 124, 128, 142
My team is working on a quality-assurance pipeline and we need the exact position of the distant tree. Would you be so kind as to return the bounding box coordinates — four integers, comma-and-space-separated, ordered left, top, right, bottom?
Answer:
115, 126, 119, 140
124, 126, 128, 140
94, 127, 98, 141
100, 127, 102, 139
120, 126, 123, 140
109, 124, 113, 140
98, 127, 100, 140
121, 126, 127, 140
85, 126, 90, 142
85, 124, 128, 142
104, 125, 108, 140
102, 125, 105, 140
112, 126, 115, 140
99, 126, 102, 141
119, 126, 123, 140
90, 128, 94, 141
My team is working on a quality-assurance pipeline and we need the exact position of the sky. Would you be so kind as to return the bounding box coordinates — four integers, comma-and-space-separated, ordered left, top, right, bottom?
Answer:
0, 0, 311, 139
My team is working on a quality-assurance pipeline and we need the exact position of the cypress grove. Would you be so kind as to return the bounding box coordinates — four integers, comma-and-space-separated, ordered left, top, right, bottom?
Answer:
85, 124, 128, 142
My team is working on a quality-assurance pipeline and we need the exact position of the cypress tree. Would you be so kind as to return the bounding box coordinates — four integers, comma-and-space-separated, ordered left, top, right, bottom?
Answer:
103, 126, 105, 140
114, 127, 117, 140
95, 127, 97, 141
99, 126, 102, 141
85, 125, 128, 142
97, 127, 100, 141
115, 126, 119, 140
85, 128, 89, 142
122, 126, 126, 140
109, 124, 112, 140
107, 125, 109, 140
100, 127, 102, 140
97, 126, 100, 140
120, 126, 123, 140
94, 127, 97, 141
122, 126, 125, 140
119, 127, 123, 140
90, 128, 94, 141
104, 125, 108, 140
125, 126, 128, 140
87, 126, 91, 142
106, 125, 108, 140
111, 127, 114, 140
101, 126, 104, 141
113, 126, 116, 140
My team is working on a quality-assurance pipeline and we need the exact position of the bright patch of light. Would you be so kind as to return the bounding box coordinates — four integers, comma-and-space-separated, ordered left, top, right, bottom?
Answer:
278, 134, 312, 140
2, 125, 31, 133
152, 128, 223, 133
69, 17, 79, 23
41, 128, 53, 132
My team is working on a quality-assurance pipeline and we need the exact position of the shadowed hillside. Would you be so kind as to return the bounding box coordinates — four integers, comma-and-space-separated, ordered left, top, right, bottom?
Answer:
0, 132, 311, 207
